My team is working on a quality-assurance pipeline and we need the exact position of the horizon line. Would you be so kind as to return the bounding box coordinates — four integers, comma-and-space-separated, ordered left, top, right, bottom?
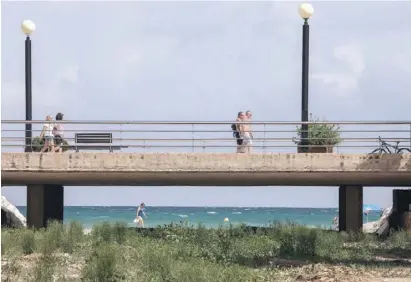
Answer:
15, 205, 340, 209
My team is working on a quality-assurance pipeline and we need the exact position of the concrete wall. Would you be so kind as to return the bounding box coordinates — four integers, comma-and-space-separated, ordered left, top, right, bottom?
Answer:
2, 153, 411, 186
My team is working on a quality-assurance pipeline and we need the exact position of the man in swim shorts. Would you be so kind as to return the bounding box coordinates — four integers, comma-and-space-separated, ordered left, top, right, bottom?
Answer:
243, 111, 253, 153
136, 202, 147, 227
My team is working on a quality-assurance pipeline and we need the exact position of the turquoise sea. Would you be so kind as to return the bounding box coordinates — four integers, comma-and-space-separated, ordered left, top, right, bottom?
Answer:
15, 206, 381, 229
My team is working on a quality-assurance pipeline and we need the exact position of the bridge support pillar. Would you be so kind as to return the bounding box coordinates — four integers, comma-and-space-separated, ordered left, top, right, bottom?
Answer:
339, 185, 363, 233
27, 184, 64, 228
391, 189, 411, 231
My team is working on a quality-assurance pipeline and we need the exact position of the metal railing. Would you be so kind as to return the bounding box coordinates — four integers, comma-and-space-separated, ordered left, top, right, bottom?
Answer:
1, 120, 411, 153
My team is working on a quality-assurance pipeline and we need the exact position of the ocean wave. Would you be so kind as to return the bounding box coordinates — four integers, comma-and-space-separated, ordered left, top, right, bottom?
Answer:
232, 212, 242, 214
172, 214, 188, 218
92, 216, 109, 219
207, 211, 218, 215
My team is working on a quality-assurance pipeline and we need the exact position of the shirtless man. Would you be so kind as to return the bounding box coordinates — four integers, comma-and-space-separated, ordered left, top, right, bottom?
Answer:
244, 111, 253, 153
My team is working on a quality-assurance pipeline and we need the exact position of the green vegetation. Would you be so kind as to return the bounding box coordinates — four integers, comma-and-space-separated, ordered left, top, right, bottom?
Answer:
293, 114, 342, 146
2, 221, 411, 281
31, 136, 69, 152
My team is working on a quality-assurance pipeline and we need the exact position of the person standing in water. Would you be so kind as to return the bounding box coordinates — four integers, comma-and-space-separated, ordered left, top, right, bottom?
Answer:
136, 202, 147, 227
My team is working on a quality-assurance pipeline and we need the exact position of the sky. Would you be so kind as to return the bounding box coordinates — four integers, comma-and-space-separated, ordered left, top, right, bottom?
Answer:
1, 1, 410, 207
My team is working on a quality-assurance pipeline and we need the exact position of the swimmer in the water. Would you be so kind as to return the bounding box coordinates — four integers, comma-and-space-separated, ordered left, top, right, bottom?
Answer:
136, 202, 147, 227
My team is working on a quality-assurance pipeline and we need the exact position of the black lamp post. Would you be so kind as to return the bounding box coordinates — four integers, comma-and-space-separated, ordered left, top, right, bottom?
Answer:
299, 4, 313, 153
21, 20, 35, 152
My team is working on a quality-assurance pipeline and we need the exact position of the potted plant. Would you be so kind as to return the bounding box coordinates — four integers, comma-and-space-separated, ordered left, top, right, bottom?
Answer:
292, 114, 341, 153
31, 136, 70, 152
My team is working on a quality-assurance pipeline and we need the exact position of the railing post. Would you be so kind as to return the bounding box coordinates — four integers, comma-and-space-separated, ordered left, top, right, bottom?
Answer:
144, 141, 147, 153
409, 124, 411, 150
120, 124, 123, 149
263, 124, 266, 153
192, 124, 194, 153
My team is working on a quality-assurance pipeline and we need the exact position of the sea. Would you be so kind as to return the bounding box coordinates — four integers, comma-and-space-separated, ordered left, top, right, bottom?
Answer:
15, 206, 381, 229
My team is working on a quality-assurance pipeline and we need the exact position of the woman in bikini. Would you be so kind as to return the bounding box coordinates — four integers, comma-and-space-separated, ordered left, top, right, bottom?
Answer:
135, 202, 147, 227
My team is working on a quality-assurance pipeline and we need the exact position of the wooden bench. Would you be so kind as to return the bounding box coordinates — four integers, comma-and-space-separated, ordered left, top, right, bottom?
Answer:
74, 133, 127, 152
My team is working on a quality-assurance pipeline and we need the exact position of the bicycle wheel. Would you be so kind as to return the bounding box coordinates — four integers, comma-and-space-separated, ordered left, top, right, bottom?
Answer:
398, 148, 411, 154
370, 148, 387, 154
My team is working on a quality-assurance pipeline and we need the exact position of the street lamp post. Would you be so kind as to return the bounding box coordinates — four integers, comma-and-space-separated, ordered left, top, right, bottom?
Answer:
21, 20, 35, 152
298, 4, 313, 153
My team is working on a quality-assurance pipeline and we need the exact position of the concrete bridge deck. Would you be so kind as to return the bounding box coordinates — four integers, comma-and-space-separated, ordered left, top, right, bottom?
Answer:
2, 152, 410, 186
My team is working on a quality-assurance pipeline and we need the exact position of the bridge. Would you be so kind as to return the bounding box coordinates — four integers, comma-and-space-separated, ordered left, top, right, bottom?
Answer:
2, 120, 411, 232
2, 152, 411, 186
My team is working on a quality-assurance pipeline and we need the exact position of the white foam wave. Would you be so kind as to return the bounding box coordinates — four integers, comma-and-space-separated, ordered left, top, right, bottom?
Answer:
232, 212, 242, 214
207, 211, 218, 215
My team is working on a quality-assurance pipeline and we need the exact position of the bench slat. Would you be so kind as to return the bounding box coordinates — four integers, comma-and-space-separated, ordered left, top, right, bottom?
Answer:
74, 133, 115, 152
75, 133, 112, 144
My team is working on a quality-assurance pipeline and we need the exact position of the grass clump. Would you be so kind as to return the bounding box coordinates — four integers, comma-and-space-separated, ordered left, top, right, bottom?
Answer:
20, 228, 36, 255
82, 243, 120, 282
33, 255, 57, 282
1, 221, 411, 281
38, 220, 64, 255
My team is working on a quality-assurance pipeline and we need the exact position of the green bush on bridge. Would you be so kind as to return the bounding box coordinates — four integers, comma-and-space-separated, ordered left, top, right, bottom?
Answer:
31, 136, 69, 152
293, 113, 342, 147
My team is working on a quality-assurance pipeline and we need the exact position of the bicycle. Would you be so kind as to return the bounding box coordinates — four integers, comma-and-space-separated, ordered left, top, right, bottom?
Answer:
370, 136, 411, 154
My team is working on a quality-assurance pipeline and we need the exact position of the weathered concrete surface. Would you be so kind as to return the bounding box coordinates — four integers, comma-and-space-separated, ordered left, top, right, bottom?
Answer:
2, 152, 411, 186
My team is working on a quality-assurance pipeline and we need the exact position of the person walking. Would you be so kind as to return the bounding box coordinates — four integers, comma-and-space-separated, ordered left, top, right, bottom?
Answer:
238, 111, 252, 153
53, 112, 65, 153
235, 112, 245, 153
244, 111, 253, 153
135, 202, 147, 227
39, 115, 55, 153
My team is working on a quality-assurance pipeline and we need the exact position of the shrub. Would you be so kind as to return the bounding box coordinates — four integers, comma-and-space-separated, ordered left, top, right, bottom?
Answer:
229, 236, 280, 267
38, 221, 64, 255
91, 221, 114, 246
2, 229, 21, 256
82, 243, 119, 282
113, 221, 127, 244
277, 226, 318, 258
33, 255, 57, 282
141, 247, 174, 281
20, 229, 36, 255
293, 113, 341, 146
31, 136, 69, 152
62, 221, 85, 253
388, 230, 411, 249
